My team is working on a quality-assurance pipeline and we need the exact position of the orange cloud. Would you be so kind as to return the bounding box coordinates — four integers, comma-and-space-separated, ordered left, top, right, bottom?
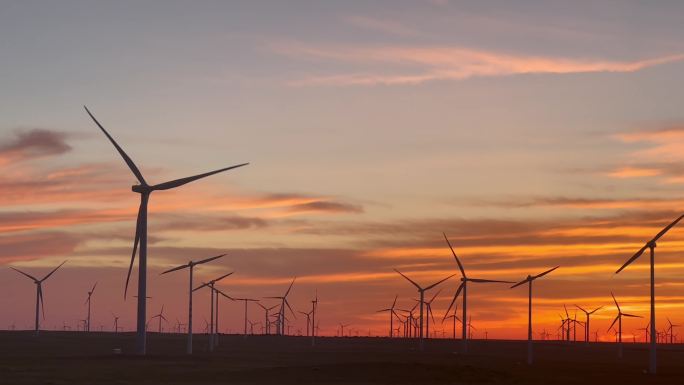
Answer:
272, 41, 684, 86
607, 166, 662, 178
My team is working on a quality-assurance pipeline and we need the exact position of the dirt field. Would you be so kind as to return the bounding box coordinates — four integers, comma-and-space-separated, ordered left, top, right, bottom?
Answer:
1, 331, 683, 384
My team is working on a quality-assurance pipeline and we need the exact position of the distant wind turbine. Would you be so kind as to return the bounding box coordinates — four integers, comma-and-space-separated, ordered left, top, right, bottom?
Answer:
10, 261, 67, 336
264, 277, 297, 335
444, 233, 513, 353
510, 266, 559, 365
257, 303, 278, 335
193, 272, 233, 351
160, 253, 225, 354
615, 214, 684, 373
84, 282, 97, 332
377, 295, 400, 338
394, 269, 454, 351
84, 106, 247, 355
608, 292, 642, 359
575, 305, 603, 344
150, 305, 168, 333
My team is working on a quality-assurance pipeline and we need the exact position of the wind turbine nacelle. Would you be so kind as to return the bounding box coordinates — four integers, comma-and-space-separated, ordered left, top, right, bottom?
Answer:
132, 185, 151, 193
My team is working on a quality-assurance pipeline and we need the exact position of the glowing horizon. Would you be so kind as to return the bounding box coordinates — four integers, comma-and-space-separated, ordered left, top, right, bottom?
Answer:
2, 1, 684, 341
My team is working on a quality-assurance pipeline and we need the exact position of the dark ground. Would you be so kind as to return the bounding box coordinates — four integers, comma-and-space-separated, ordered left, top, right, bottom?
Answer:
1, 331, 683, 384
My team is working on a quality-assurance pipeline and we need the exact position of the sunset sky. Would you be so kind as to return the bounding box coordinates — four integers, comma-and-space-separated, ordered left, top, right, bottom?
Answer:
2, 0, 684, 340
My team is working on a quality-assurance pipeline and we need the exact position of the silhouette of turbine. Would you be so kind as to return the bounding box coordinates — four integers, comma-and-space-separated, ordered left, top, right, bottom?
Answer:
10, 261, 67, 336
615, 214, 684, 373
84, 106, 247, 355
510, 266, 559, 365
160, 253, 225, 354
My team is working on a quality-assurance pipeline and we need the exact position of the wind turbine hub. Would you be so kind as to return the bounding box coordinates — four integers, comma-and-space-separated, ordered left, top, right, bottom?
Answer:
132, 184, 152, 193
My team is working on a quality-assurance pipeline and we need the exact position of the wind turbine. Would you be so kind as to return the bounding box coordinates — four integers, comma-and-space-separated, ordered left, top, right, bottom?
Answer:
150, 305, 168, 333
339, 323, 350, 337
84, 282, 97, 332
298, 310, 313, 337
84, 106, 248, 355
264, 277, 296, 335
394, 269, 454, 351
233, 297, 259, 336
608, 292, 642, 359
310, 291, 319, 346
510, 266, 559, 365
160, 253, 225, 354
112, 313, 121, 333
423, 289, 442, 341
193, 272, 234, 351
667, 318, 679, 344
257, 303, 278, 335
615, 214, 684, 373
575, 305, 603, 344
10, 261, 67, 336
443, 233, 513, 353
376, 295, 399, 338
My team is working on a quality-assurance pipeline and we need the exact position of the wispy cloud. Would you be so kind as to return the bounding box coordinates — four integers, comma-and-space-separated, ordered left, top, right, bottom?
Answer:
0, 128, 71, 165
272, 41, 684, 86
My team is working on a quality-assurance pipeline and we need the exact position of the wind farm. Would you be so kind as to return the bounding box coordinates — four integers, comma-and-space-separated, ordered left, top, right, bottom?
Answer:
3, 1, 684, 384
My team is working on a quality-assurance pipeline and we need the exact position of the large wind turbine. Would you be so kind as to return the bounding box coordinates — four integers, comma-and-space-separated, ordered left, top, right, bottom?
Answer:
10, 261, 67, 336
84, 106, 248, 355
608, 292, 642, 359
510, 266, 559, 365
160, 253, 225, 354
575, 305, 603, 344
394, 269, 454, 351
443, 233, 513, 353
264, 277, 296, 335
423, 289, 441, 340
377, 295, 399, 337
615, 213, 684, 373
84, 282, 97, 332
193, 272, 233, 351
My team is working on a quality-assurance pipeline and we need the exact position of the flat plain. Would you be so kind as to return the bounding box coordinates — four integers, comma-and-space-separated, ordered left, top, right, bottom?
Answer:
1, 331, 683, 384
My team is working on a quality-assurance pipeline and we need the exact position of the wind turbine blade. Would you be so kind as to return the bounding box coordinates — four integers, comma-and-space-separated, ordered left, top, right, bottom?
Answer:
160, 263, 189, 275
575, 305, 587, 314
84, 106, 146, 185
193, 282, 209, 292
589, 306, 604, 314
125, 201, 144, 299
469, 278, 513, 284
651, 213, 684, 244
151, 163, 249, 191
616, 245, 648, 274
393, 269, 421, 290
39, 285, 45, 320
533, 266, 559, 279
9, 267, 38, 281
391, 294, 398, 309
285, 299, 296, 319
428, 288, 443, 303
212, 271, 234, 284
564, 304, 569, 318
622, 313, 643, 318
425, 275, 455, 291
608, 315, 619, 332
611, 292, 620, 312
196, 253, 227, 265
510, 278, 529, 289
443, 233, 466, 278
284, 277, 297, 297
41, 260, 67, 281
443, 282, 464, 320
91, 281, 98, 294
